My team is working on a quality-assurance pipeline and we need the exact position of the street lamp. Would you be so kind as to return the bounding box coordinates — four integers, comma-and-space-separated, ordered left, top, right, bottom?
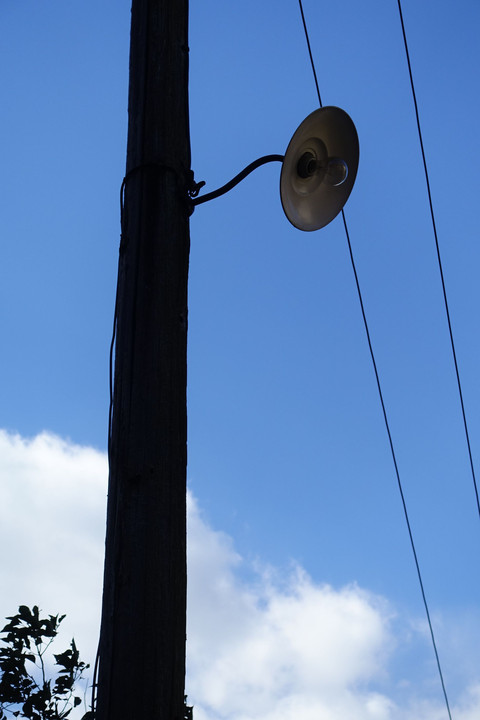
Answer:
190, 106, 359, 231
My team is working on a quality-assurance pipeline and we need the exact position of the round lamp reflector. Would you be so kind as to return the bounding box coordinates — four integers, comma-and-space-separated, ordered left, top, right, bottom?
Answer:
280, 106, 359, 231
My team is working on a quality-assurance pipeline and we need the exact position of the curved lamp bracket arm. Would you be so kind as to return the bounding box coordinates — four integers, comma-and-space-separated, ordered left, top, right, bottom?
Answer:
190, 154, 284, 207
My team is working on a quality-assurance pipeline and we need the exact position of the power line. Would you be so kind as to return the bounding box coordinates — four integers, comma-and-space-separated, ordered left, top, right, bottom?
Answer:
297, 2, 453, 718
396, 0, 480, 523
341, 211, 453, 720
298, 0, 322, 108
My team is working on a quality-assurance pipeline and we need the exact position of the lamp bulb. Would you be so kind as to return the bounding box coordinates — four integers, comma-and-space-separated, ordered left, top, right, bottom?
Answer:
325, 157, 348, 186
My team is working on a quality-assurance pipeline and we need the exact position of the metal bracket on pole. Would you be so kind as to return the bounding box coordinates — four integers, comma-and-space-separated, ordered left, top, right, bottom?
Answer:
189, 154, 284, 207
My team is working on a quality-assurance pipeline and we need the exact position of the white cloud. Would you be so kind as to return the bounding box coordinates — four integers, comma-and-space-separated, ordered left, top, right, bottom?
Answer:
0, 429, 478, 720
0, 430, 107, 666
186, 497, 480, 720
187, 495, 396, 720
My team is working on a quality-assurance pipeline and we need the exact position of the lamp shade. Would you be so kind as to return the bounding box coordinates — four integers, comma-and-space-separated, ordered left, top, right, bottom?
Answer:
280, 106, 359, 231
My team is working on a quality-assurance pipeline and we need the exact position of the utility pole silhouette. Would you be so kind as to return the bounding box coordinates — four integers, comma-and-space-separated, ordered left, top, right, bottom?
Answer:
96, 1, 191, 718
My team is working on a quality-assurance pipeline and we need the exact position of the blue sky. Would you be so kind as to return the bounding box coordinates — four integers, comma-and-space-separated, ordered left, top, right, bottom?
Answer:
1, 1, 480, 718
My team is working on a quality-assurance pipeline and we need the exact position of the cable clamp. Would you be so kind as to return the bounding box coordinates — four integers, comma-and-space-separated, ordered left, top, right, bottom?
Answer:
186, 170, 206, 199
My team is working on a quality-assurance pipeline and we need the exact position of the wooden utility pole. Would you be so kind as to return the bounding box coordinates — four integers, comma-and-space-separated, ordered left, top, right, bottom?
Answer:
95, 1, 190, 718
